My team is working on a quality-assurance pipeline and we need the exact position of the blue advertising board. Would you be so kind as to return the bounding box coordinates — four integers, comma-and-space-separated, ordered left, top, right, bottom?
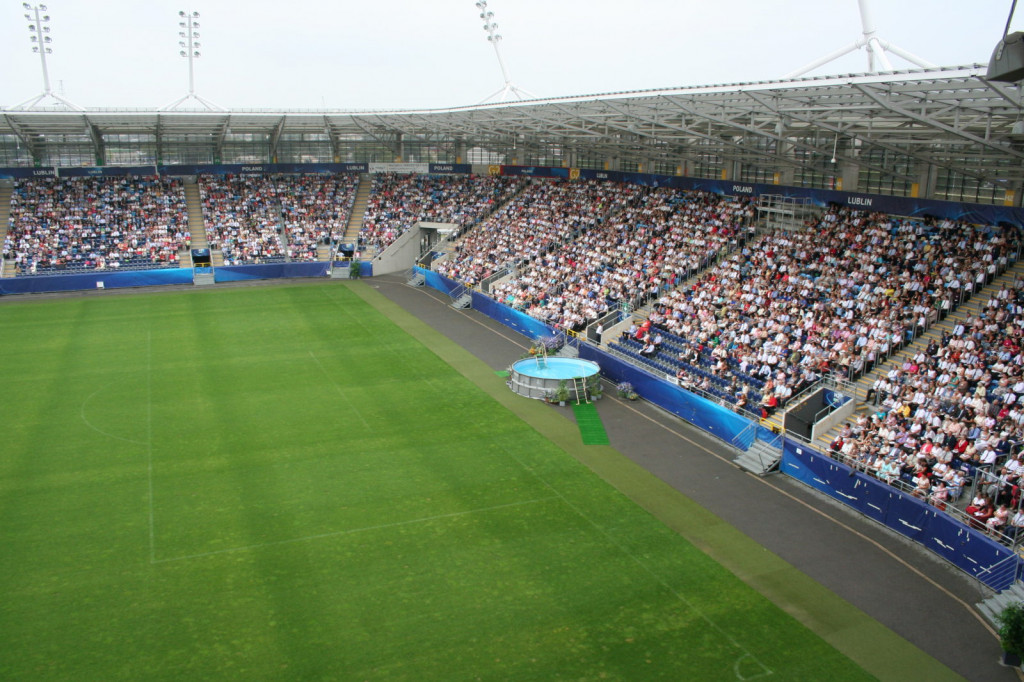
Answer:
428, 163, 472, 174
157, 162, 367, 176
500, 165, 570, 179
780, 437, 1020, 589
59, 166, 157, 178
0, 268, 193, 295
0, 167, 56, 179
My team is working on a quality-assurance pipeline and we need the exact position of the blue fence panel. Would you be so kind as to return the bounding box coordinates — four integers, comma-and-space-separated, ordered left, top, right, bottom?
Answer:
575, 344, 753, 444
882, 493, 934, 543
0, 268, 193, 295
470, 292, 554, 341
780, 437, 1020, 590
214, 262, 329, 282
418, 267, 460, 296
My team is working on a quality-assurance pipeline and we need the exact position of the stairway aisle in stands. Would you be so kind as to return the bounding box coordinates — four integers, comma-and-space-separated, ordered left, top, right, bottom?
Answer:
813, 258, 1024, 456
316, 241, 333, 262
341, 174, 371, 253
184, 179, 221, 267
0, 184, 12, 277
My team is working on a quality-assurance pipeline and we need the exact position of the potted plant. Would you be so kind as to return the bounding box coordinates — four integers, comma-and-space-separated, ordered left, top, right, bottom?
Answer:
555, 380, 570, 406
616, 381, 638, 400
350, 259, 362, 279
586, 374, 603, 400
998, 602, 1024, 667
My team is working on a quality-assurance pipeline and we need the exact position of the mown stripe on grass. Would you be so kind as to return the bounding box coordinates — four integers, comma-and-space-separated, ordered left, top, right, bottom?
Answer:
349, 280, 963, 682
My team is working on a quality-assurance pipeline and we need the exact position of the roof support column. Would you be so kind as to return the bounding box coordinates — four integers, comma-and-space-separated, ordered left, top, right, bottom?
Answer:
838, 161, 860, 192
912, 163, 936, 199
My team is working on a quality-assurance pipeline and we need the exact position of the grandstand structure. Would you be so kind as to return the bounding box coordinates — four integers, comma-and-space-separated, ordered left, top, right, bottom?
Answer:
5, 57, 1024, 610
1, 63, 1022, 206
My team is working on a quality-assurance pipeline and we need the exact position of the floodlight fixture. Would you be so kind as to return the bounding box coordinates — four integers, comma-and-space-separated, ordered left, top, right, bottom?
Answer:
472, 0, 534, 104
162, 9, 223, 111
785, 0, 936, 78
9, 3, 80, 111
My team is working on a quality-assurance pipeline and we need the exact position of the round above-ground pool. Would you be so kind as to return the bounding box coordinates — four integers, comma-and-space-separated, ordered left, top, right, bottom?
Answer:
508, 357, 601, 400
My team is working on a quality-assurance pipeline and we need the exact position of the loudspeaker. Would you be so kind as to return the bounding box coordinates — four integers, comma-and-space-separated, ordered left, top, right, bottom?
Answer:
987, 31, 1024, 82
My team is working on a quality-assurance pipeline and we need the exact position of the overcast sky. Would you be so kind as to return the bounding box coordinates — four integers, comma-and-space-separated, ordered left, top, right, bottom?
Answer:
0, 0, 1018, 111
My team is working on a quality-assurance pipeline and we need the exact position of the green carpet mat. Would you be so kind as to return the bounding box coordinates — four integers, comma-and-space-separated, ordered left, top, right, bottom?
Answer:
495, 370, 510, 377
572, 402, 610, 445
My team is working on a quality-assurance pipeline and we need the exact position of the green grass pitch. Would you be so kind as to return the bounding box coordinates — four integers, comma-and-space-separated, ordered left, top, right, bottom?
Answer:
0, 282, 880, 680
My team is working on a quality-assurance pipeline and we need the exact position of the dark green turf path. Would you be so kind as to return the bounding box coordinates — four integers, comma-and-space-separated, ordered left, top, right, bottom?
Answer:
572, 401, 611, 445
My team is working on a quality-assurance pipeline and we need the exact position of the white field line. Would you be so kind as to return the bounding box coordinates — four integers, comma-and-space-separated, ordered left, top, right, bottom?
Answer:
151, 495, 558, 565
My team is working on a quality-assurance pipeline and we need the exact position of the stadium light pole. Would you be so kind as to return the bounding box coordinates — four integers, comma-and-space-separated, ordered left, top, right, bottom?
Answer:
11, 3, 82, 111
475, 0, 535, 104
162, 10, 224, 111
784, 0, 936, 78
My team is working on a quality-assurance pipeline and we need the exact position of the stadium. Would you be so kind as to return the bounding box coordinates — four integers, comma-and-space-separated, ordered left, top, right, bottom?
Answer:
4, 1, 1024, 680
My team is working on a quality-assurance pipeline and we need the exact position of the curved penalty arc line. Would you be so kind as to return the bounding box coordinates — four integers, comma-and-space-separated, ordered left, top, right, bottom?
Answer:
80, 383, 148, 446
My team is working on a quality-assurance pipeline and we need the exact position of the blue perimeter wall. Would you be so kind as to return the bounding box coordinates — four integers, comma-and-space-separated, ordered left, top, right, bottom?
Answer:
0, 262, 373, 296
782, 439, 1021, 590
416, 266, 1022, 589
0, 267, 193, 295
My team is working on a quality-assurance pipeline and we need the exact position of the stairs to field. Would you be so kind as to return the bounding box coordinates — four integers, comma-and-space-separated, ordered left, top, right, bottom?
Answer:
0, 184, 13, 277
317, 242, 333, 262
342, 174, 371, 251
734, 438, 783, 475
184, 180, 222, 267
813, 259, 1024, 454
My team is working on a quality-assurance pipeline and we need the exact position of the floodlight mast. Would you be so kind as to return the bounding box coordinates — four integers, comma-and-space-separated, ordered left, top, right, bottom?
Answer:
11, 3, 82, 111
784, 0, 936, 78
161, 10, 224, 111
475, 0, 535, 104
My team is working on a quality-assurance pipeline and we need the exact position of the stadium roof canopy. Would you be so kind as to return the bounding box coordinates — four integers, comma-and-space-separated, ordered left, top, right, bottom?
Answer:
2, 64, 1023, 189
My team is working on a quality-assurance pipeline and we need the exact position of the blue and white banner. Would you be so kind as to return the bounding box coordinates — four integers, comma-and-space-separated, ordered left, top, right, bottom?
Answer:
0, 166, 56, 179
157, 162, 367, 176
428, 163, 472, 174
59, 165, 157, 178
781, 437, 1020, 589
369, 163, 429, 174
501, 165, 570, 179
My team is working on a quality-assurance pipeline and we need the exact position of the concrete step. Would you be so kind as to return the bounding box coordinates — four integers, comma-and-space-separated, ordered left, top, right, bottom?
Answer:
734, 440, 782, 475
978, 583, 1024, 626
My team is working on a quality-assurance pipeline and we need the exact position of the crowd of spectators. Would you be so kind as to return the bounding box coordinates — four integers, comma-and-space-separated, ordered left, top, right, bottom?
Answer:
199, 174, 286, 265
612, 207, 1017, 417
5, 176, 190, 274
280, 174, 358, 261
597, 201, 1024, 540
360, 173, 525, 253
436, 179, 643, 288
200, 173, 361, 264
487, 187, 753, 331
828, 278, 1024, 542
